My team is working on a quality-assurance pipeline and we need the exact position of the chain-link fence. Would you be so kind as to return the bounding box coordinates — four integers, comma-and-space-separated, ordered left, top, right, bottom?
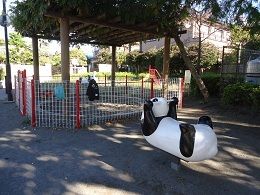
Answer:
221, 46, 260, 84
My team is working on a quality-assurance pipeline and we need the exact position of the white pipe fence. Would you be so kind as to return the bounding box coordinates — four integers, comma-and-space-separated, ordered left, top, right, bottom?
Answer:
14, 71, 184, 129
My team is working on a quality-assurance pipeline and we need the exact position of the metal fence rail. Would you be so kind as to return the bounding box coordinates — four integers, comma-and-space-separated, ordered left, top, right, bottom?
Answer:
221, 46, 260, 83
15, 73, 184, 129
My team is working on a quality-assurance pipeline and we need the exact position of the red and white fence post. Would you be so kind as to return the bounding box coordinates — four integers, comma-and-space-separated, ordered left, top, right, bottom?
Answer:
178, 78, 184, 108
75, 80, 81, 129
150, 78, 154, 98
31, 77, 36, 127
22, 69, 27, 116
17, 70, 21, 112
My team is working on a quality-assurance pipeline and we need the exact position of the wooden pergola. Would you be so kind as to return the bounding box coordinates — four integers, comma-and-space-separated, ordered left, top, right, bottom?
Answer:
30, 9, 186, 95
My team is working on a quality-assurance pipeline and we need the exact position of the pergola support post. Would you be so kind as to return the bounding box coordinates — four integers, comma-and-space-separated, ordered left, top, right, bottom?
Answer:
162, 36, 171, 98
32, 36, 39, 81
60, 17, 70, 124
111, 45, 116, 90
60, 17, 70, 82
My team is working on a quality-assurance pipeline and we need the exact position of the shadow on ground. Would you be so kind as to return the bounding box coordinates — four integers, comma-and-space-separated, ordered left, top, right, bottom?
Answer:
0, 100, 259, 194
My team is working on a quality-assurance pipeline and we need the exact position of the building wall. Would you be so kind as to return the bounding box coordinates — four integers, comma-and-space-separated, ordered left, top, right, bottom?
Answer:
141, 20, 230, 52
0, 63, 52, 88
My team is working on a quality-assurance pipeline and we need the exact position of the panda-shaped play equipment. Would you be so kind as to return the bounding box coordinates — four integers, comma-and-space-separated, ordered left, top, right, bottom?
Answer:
141, 97, 218, 162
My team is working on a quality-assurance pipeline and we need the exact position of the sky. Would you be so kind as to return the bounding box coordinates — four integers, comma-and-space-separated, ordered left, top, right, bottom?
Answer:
0, 0, 95, 57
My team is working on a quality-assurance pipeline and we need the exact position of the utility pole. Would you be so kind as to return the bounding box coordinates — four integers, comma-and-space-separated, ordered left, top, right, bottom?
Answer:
2, 0, 13, 101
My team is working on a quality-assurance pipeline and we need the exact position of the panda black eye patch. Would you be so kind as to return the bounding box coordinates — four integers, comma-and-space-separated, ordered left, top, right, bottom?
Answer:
152, 98, 158, 102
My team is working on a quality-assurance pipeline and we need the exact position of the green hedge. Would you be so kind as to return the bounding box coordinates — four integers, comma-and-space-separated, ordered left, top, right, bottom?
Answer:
190, 73, 222, 97
221, 83, 260, 109
190, 73, 244, 97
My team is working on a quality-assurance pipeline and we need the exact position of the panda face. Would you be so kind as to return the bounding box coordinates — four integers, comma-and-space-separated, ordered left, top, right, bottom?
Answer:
151, 97, 169, 117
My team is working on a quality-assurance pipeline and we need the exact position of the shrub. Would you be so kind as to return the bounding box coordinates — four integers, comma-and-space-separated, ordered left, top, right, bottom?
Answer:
190, 73, 245, 97
190, 73, 222, 97
251, 87, 260, 109
221, 83, 260, 109
0, 68, 4, 80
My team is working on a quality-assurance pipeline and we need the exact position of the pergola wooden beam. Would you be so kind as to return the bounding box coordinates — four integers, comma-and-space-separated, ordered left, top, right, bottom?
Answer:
45, 12, 162, 36
69, 22, 90, 33
118, 34, 155, 45
105, 31, 138, 42
32, 34, 120, 46
108, 33, 144, 44
98, 29, 129, 39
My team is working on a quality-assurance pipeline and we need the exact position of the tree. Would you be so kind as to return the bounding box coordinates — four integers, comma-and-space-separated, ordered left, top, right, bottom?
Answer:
0, 39, 4, 46
70, 48, 87, 66
0, 52, 5, 63
244, 36, 260, 50
95, 48, 112, 64
117, 52, 127, 66
230, 26, 250, 47
9, 33, 27, 48
189, 7, 222, 73
188, 43, 219, 70
230, 25, 260, 50
9, 32, 32, 64
222, 0, 260, 35
51, 53, 61, 66
10, 0, 259, 102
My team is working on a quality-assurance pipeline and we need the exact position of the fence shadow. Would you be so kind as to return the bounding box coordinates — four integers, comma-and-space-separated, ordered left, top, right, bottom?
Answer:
1, 101, 260, 194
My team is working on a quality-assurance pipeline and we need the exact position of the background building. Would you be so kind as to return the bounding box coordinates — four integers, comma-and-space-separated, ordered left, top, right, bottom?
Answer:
141, 20, 230, 52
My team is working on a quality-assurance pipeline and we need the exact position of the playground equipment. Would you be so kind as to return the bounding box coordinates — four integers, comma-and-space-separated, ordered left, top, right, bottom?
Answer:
149, 65, 161, 85
141, 97, 218, 162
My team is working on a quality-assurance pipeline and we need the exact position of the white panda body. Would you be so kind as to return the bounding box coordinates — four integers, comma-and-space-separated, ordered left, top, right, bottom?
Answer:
141, 97, 218, 162
144, 117, 218, 162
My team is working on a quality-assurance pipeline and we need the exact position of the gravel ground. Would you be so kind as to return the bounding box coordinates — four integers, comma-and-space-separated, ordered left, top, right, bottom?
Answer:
0, 97, 259, 195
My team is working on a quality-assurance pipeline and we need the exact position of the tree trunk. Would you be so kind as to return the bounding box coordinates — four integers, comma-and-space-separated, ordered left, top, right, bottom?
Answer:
32, 36, 39, 81
173, 34, 209, 102
162, 36, 170, 98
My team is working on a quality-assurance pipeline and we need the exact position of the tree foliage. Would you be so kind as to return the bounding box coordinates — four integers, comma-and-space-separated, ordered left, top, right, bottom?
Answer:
0, 68, 4, 80
230, 25, 250, 47
124, 43, 218, 76
70, 48, 87, 65
188, 43, 219, 69
51, 53, 61, 66
10, 0, 223, 37
10, 0, 259, 101
9, 32, 32, 64
222, 0, 260, 35
230, 25, 260, 50
0, 52, 5, 63
0, 39, 4, 46
95, 48, 112, 64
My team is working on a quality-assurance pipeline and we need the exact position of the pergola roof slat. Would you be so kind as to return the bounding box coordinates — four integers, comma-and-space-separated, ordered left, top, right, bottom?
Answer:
43, 11, 162, 46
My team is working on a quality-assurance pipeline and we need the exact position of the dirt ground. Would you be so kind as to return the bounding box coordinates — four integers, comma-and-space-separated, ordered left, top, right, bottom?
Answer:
0, 97, 259, 195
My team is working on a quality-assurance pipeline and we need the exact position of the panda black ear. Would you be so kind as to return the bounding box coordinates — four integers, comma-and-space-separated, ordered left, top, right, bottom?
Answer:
144, 100, 153, 111
198, 116, 213, 129
171, 97, 179, 104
